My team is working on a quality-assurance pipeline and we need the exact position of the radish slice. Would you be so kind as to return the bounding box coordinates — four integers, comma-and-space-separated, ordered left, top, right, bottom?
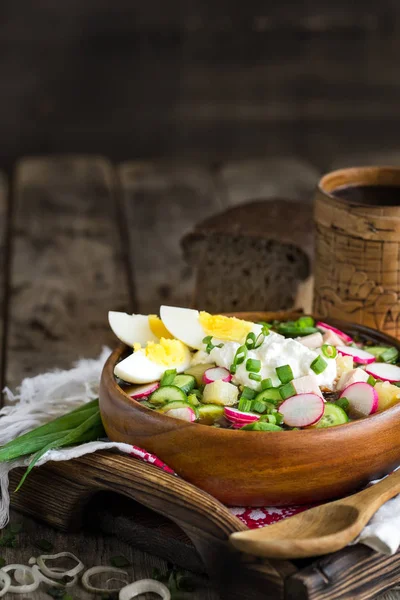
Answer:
203, 367, 232, 384
365, 362, 400, 383
279, 393, 324, 427
224, 407, 260, 426
340, 382, 378, 417
127, 382, 160, 399
316, 321, 353, 344
164, 407, 196, 422
336, 345, 375, 365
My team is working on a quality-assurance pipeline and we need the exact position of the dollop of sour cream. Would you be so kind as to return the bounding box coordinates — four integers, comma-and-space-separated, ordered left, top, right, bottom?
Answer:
191, 330, 337, 391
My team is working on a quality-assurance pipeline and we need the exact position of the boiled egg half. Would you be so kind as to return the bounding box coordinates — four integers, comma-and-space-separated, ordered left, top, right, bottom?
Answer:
108, 311, 173, 347
160, 305, 262, 349
114, 338, 191, 384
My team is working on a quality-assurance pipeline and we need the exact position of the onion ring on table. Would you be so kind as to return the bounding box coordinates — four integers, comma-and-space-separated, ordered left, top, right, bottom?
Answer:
36, 551, 84, 579
1, 564, 40, 593
119, 579, 171, 600
0, 570, 11, 597
32, 565, 77, 588
82, 566, 129, 593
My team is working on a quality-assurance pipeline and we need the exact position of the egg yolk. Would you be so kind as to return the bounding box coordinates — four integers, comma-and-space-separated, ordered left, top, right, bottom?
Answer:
144, 338, 187, 365
148, 315, 174, 339
199, 312, 253, 343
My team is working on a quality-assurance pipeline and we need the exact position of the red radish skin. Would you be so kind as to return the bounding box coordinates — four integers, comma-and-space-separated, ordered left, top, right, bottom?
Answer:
224, 407, 260, 426
340, 382, 378, 417
365, 362, 400, 383
203, 367, 232, 384
279, 393, 324, 428
164, 407, 196, 422
128, 382, 159, 399
316, 322, 353, 344
336, 345, 376, 365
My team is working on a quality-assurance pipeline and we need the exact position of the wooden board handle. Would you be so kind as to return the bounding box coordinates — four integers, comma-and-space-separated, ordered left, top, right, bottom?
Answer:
11, 451, 285, 600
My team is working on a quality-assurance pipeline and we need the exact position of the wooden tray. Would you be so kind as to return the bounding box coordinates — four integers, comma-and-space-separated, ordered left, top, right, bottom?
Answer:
9, 451, 400, 600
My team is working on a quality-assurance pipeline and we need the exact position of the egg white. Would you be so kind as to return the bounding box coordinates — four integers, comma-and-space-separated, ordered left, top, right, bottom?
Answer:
108, 311, 159, 346
114, 346, 192, 384
160, 305, 205, 349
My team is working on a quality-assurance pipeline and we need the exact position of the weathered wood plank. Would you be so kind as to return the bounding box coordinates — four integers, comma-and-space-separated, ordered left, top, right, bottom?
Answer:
4, 156, 130, 392
216, 157, 320, 206
118, 161, 222, 313
2, 509, 219, 600
0, 173, 8, 393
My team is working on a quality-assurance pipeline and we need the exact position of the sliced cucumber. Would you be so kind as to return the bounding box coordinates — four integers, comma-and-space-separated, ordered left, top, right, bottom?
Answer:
311, 402, 349, 428
254, 388, 282, 404
184, 363, 215, 386
149, 385, 187, 406
198, 404, 224, 424
173, 374, 196, 394
187, 393, 201, 406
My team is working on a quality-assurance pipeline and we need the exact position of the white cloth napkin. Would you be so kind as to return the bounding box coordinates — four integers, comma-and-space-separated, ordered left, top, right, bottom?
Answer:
1, 350, 399, 555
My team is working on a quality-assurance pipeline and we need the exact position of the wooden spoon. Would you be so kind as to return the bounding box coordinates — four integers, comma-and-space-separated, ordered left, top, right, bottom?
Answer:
230, 469, 400, 559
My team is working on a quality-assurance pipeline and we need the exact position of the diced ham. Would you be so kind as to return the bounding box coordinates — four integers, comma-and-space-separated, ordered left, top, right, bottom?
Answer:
293, 374, 324, 398
322, 330, 344, 347
297, 332, 324, 349
337, 367, 369, 391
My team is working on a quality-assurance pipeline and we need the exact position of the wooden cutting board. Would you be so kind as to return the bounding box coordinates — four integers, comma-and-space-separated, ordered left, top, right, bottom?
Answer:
9, 451, 400, 600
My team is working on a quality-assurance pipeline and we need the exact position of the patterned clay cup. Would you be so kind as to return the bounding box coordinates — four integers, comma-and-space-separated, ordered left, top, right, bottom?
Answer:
313, 166, 400, 338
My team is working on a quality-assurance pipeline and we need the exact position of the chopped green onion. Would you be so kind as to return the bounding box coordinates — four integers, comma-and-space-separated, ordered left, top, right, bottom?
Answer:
336, 397, 350, 412
246, 358, 261, 373
261, 378, 273, 390
297, 316, 315, 328
238, 398, 253, 412
274, 412, 284, 425
203, 336, 224, 354
160, 369, 177, 386
258, 321, 272, 336
249, 373, 262, 382
241, 386, 256, 400
367, 375, 376, 386
230, 344, 248, 374
310, 356, 328, 375
251, 399, 267, 413
276, 364, 294, 384
279, 382, 296, 400
255, 388, 282, 403
380, 347, 399, 364
321, 344, 337, 359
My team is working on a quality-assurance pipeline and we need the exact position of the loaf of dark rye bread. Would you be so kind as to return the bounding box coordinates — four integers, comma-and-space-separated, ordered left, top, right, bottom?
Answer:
181, 199, 314, 312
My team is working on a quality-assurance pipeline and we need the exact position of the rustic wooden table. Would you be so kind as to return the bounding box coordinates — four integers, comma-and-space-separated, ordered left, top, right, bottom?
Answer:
0, 155, 399, 599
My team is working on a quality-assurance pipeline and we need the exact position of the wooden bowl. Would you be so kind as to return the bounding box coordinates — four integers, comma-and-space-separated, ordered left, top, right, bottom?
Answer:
99, 311, 400, 506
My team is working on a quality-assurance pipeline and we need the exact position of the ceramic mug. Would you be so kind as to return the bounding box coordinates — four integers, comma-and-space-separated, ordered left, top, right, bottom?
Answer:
313, 166, 400, 338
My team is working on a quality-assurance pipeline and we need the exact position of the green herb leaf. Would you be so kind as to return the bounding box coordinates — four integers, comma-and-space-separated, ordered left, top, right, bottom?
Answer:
35, 539, 54, 552
16, 411, 105, 491
110, 555, 130, 568
46, 587, 67, 599
202, 336, 224, 354
160, 369, 177, 386
0, 524, 22, 548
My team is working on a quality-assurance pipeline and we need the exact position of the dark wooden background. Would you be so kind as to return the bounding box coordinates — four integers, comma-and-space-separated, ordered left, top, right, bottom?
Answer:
1, 1, 400, 171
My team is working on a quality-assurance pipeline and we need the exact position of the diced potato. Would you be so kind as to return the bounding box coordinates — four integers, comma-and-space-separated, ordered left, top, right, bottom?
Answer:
185, 363, 215, 386
202, 380, 239, 406
375, 381, 400, 412
336, 354, 353, 378
337, 367, 369, 391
